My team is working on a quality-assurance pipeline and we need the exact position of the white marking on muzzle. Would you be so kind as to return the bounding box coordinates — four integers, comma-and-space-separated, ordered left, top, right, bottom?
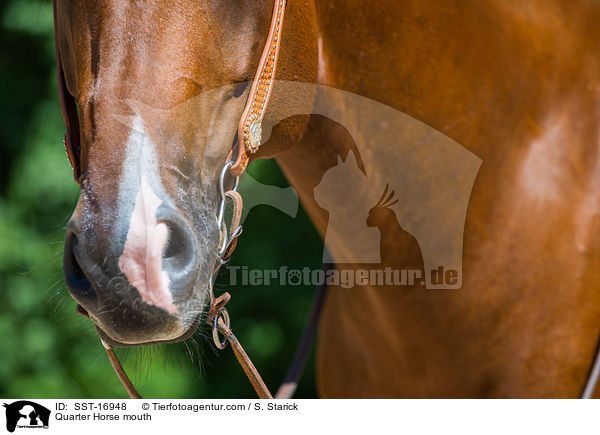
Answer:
117, 116, 177, 314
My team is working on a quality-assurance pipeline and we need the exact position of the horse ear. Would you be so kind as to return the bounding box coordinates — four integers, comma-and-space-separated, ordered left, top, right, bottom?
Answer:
337, 155, 343, 165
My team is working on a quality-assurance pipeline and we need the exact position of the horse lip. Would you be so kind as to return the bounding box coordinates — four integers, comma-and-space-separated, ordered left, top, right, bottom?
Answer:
76, 304, 90, 318
93, 315, 202, 347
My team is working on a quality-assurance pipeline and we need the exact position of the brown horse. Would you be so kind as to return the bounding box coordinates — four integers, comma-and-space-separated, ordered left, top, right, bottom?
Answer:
55, 0, 600, 397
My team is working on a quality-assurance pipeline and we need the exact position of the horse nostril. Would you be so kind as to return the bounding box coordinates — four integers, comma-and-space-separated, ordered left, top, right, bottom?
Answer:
163, 221, 186, 260
161, 217, 197, 279
63, 230, 97, 305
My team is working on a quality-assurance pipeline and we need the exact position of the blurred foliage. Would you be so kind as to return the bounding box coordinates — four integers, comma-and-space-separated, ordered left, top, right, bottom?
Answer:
0, 0, 323, 398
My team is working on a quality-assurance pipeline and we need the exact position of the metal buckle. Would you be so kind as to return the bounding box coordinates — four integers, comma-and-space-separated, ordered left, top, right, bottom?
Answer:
212, 307, 230, 350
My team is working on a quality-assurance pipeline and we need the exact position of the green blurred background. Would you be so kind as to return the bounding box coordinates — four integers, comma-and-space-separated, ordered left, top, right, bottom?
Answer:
0, 0, 324, 398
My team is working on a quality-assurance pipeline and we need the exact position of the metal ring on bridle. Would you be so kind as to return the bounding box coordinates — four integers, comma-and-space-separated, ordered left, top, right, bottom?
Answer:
216, 160, 241, 258
217, 161, 239, 226
212, 307, 230, 350
219, 160, 240, 196
218, 223, 229, 258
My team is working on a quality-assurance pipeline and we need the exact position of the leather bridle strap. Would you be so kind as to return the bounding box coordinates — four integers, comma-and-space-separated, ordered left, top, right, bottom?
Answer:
208, 293, 273, 399
100, 339, 142, 399
275, 256, 332, 399
52, 0, 82, 183
582, 338, 600, 398
228, 0, 286, 176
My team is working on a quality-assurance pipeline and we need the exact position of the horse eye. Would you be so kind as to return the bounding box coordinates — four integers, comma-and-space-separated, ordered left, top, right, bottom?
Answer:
232, 81, 249, 98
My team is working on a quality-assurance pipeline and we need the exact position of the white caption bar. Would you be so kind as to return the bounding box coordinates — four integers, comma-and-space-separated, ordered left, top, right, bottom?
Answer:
0, 399, 596, 434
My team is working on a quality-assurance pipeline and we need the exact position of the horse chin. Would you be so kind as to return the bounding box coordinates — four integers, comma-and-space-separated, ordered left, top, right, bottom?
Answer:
93, 315, 202, 348
72, 278, 209, 348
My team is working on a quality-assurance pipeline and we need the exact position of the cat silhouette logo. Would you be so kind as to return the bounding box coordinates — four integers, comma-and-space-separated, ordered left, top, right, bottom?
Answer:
3, 401, 50, 432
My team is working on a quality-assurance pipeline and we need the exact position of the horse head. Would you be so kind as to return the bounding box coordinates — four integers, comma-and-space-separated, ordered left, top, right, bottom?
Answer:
54, 0, 317, 346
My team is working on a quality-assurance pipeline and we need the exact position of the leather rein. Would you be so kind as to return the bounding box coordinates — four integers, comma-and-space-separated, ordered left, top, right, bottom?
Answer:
53, 0, 325, 400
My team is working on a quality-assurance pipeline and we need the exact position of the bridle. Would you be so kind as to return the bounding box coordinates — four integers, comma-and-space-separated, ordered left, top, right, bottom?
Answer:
52, 0, 327, 400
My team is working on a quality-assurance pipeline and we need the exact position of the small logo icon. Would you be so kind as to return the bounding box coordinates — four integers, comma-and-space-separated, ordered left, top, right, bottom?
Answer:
3, 401, 50, 433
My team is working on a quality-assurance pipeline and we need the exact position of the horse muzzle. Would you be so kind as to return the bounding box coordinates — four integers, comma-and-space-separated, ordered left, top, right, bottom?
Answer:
62, 204, 206, 346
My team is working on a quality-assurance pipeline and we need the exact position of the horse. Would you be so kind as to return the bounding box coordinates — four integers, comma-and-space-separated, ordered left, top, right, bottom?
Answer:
54, 0, 600, 397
